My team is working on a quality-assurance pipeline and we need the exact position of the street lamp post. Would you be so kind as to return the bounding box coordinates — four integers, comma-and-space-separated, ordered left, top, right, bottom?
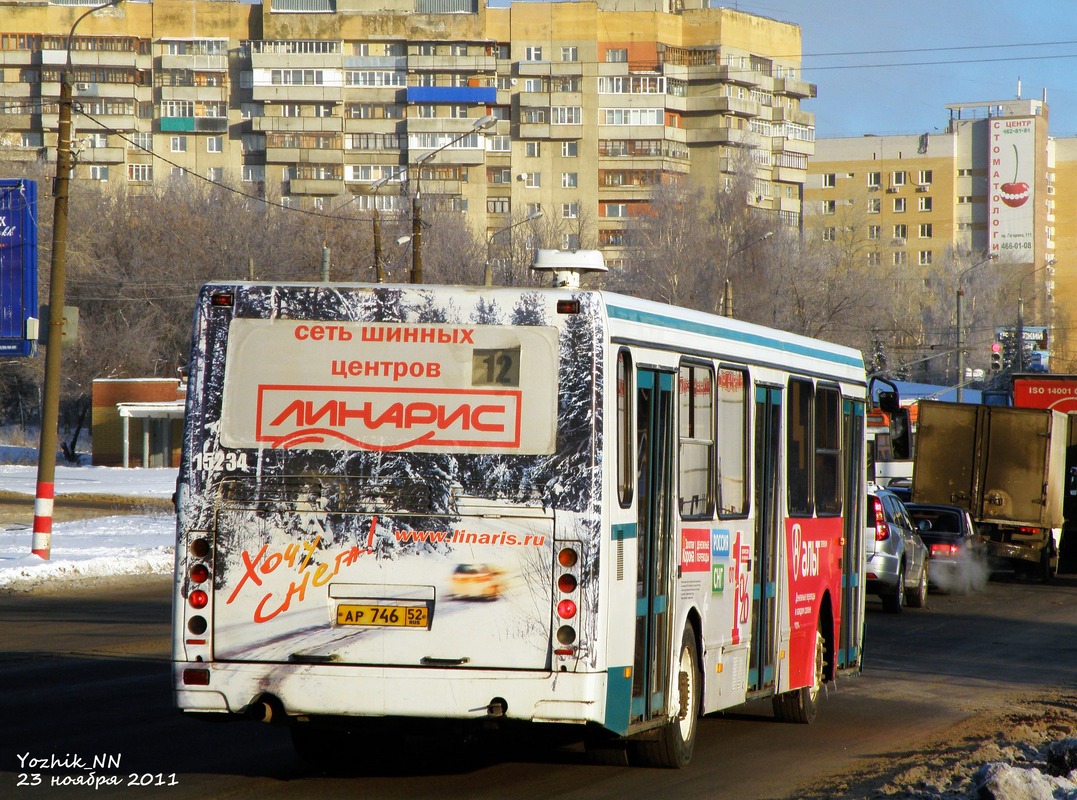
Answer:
410, 114, 496, 285
484, 209, 543, 286
954, 253, 997, 402
721, 230, 773, 318
33, 0, 123, 560
1016, 257, 1056, 373
369, 172, 396, 282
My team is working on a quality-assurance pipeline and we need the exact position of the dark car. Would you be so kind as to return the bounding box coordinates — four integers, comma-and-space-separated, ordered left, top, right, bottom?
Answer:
904, 503, 989, 593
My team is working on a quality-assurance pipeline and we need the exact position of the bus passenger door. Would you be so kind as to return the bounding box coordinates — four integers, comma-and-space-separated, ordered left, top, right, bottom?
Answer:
839, 399, 865, 669
749, 385, 781, 692
632, 368, 675, 723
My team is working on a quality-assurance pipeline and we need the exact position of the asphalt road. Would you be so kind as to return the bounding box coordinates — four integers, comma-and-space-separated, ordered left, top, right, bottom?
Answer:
2, 573, 1076, 800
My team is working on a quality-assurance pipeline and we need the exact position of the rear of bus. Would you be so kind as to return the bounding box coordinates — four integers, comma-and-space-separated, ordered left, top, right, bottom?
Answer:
173, 283, 607, 746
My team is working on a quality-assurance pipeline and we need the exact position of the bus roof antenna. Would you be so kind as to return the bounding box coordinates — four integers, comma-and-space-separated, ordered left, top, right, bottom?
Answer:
531, 249, 607, 288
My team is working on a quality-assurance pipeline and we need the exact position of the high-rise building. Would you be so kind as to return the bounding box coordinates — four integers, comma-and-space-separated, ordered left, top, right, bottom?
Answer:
0, 0, 815, 267
805, 95, 1077, 372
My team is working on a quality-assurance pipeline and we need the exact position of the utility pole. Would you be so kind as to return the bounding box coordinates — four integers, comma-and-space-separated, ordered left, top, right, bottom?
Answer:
33, 0, 124, 560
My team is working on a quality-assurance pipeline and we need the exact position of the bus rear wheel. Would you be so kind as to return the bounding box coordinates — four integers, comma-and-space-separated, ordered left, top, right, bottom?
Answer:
633, 627, 700, 769
772, 620, 824, 725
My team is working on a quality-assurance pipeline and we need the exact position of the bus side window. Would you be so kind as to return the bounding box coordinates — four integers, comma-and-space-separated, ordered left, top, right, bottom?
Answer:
717, 366, 748, 517
617, 349, 633, 507
815, 384, 842, 516
788, 377, 814, 516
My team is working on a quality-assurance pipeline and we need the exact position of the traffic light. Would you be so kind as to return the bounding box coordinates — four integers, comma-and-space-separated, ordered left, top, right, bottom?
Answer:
990, 342, 1003, 372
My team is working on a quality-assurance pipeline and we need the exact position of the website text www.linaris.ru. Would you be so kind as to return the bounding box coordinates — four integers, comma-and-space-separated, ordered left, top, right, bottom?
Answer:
394, 529, 546, 547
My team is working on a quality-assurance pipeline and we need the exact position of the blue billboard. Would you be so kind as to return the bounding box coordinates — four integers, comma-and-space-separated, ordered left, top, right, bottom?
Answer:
0, 178, 38, 358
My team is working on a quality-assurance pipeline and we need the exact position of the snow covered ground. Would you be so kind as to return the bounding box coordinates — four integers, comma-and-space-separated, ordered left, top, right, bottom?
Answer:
0, 463, 178, 592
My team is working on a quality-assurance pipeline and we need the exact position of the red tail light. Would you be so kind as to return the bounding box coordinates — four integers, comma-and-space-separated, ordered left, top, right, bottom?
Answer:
873, 497, 890, 541
1019, 526, 1040, 535
930, 543, 960, 557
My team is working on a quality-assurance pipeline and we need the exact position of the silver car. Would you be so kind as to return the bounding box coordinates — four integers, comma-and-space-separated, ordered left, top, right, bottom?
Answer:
866, 486, 929, 613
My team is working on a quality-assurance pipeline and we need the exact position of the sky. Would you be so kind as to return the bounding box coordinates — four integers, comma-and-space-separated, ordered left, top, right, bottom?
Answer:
731, 0, 1077, 138
0, 460, 177, 592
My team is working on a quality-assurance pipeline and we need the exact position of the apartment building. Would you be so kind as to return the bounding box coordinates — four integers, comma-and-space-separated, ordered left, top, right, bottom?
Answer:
0, 0, 815, 267
805, 97, 1077, 371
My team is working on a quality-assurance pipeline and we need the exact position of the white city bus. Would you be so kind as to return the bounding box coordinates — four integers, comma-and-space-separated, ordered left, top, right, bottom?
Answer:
173, 255, 868, 768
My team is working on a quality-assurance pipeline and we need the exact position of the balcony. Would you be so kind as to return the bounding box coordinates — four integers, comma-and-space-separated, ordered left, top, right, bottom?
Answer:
406, 86, 496, 105
253, 116, 343, 133
265, 147, 343, 164
773, 76, 817, 99
159, 85, 228, 104
160, 54, 228, 72
407, 55, 496, 73
251, 84, 342, 103
287, 178, 344, 195
250, 52, 342, 70
79, 146, 125, 164
160, 116, 228, 133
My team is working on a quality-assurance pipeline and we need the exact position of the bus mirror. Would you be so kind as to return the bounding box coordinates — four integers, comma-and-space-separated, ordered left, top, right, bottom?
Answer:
878, 390, 900, 415
890, 407, 911, 460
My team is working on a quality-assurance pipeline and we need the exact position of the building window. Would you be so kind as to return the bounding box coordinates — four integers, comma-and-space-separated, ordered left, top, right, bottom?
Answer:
893, 251, 907, 266
562, 202, 579, 218
822, 227, 836, 241
418, 104, 437, 118
606, 48, 628, 63
822, 199, 836, 215
891, 170, 906, 187
562, 233, 581, 249
867, 252, 880, 266
488, 197, 510, 214
488, 135, 510, 152
561, 46, 578, 61
893, 197, 906, 213
893, 224, 907, 240
89, 165, 109, 181
170, 136, 187, 153
958, 195, 972, 204
525, 46, 543, 61
525, 141, 541, 157
242, 165, 265, 183
958, 168, 973, 177
919, 196, 933, 212
129, 132, 153, 152
282, 104, 302, 117
127, 163, 152, 182
207, 167, 223, 182
521, 109, 547, 124
524, 78, 543, 92
868, 225, 881, 240
450, 105, 469, 119
552, 106, 582, 125
525, 172, 541, 188
562, 172, 578, 188
918, 169, 933, 185
919, 223, 933, 238
867, 171, 881, 189
562, 141, 578, 157
822, 173, 836, 188
604, 203, 627, 218
450, 43, 467, 56
868, 198, 880, 214
919, 250, 932, 266
207, 136, 223, 153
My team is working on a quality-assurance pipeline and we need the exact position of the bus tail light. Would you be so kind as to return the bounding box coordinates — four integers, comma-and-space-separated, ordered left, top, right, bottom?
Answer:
189, 589, 209, 609
554, 545, 580, 655
182, 668, 210, 686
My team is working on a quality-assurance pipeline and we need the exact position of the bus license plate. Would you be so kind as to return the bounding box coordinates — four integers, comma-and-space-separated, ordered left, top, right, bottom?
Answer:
336, 604, 429, 629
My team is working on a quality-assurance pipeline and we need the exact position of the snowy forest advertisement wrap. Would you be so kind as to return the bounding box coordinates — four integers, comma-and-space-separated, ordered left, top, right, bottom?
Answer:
178, 284, 604, 672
